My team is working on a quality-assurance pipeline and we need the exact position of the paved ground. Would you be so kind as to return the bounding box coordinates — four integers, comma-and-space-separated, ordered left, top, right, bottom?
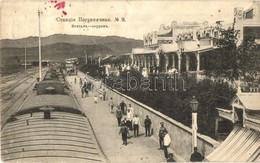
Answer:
67, 76, 171, 163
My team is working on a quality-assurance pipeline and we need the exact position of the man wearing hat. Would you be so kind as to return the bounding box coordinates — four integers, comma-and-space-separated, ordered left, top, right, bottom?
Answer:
119, 122, 130, 146
158, 122, 167, 149
190, 147, 204, 162
167, 154, 175, 162
144, 115, 152, 137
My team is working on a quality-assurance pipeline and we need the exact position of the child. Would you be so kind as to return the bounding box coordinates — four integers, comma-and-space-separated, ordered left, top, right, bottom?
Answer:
99, 93, 102, 100
109, 97, 114, 113
94, 95, 98, 104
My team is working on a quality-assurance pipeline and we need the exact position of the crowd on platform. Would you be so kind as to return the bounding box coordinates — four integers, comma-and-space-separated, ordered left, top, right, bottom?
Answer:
75, 76, 204, 162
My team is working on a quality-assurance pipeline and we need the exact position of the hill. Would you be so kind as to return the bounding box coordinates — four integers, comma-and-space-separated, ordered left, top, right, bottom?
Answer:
1, 43, 115, 65
0, 34, 143, 55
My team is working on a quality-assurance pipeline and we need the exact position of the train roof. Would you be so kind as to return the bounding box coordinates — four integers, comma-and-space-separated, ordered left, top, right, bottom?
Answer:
16, 92, 81, 116
2, 111, 105, 162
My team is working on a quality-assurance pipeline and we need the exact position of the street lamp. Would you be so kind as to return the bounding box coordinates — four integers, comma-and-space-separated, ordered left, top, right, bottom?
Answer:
190, 96, 199, 150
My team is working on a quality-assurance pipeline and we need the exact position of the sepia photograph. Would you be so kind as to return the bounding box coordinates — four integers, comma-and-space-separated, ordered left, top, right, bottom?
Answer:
0, 0, 259, 162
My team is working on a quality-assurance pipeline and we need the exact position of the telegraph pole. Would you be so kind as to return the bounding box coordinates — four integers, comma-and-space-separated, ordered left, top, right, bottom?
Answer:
38, 10, 42, 81
25, 47, 27, 70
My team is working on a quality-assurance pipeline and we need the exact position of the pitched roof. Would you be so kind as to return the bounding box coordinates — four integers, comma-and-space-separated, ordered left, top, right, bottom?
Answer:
237, 93, 260, 111
132, 48, 156, 55
206, 125, 260, 162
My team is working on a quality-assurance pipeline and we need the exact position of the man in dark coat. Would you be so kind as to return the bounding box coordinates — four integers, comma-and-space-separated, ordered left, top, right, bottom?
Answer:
158, 122, 167, 149
119, 122, 129, 146
167, 153, 176, 162
190, 147, 204, 162
116, 107, 123, 126
144, 115, 152, 136
119, 100, 127, 115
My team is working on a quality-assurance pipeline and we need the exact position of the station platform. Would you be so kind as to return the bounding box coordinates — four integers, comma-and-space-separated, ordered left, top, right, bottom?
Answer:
67, 75, 182, 162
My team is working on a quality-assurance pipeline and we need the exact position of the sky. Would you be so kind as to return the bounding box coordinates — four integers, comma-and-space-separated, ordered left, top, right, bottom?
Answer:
0, 0, 253, 40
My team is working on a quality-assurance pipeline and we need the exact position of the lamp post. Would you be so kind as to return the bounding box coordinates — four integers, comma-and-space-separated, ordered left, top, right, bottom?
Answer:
190, 96, 199, 150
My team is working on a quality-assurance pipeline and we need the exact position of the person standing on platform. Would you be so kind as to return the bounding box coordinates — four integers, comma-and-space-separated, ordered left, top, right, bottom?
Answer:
99, 93, 103, 100
74, 77, 77, 84
128, 104, 134, 114
85, 88, 89, 97
190, 147, 204, 162
158, 122, 167, 150
163, 130, 171, 159
120, 100, 127, 115
119, 122, 129, 146
116, 106, 123, 126
132, 114, 140, 137
79, 78, 82, 87
126, 109, 133, 131
144, 115, 152, 137
94, 95, 98, 104
121, 116, 127, 125
103, 89, 106, 101
81, 82, 87, 98
109, 97, 115, 113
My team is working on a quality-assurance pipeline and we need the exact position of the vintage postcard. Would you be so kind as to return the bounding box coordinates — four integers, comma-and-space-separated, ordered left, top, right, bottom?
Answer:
1, 0, 259, 162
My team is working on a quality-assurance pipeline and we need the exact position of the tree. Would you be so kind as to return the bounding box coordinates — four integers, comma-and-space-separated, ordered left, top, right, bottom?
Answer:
209, 19, 260, 86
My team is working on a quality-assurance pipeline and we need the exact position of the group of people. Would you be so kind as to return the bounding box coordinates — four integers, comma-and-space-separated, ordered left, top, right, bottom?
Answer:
76, 76, 204, 162
78, 77, 94, 98
158, 122, 173, 161
118, 108, 203, 162
115, 101, 152, 146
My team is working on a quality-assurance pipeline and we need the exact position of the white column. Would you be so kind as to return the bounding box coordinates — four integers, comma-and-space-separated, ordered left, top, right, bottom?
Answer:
186, 54, 190, 72
196, 52, 200, 72
165, 54, 169, 72
177, 51, 182, 73
192, 112, 198, 149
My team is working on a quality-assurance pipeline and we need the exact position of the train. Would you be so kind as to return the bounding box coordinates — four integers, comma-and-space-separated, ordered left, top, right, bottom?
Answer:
1, 66, 105, 162
65, 58, 78, 76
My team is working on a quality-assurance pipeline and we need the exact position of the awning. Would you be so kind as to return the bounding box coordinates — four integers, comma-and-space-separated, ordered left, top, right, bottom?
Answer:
206, 125, 260, 162
132, 48, 156, 55
184, 41, 213, 53
183, 41, 198, 52
160, 44, 178, 53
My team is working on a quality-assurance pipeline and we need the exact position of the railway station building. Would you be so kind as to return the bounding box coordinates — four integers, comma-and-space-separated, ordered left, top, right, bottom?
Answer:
115, 2, 260, 80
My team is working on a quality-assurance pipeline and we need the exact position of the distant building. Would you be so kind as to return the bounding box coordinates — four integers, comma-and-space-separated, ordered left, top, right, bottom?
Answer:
234, 1, 260, 45
131, 20, 229, 78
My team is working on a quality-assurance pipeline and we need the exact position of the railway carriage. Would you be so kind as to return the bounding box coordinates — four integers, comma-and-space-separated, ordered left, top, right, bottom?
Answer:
1, 69, 105, 162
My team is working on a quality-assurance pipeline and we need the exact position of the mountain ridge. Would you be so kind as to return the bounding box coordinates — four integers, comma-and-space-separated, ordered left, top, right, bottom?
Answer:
0, 35, 143, 64
0, 34, 143, 48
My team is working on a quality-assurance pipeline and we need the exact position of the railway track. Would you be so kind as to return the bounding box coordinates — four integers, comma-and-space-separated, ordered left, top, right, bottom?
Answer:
1, 79, 36, 117
1, 75, 34, 100
1, 69, 46, 126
